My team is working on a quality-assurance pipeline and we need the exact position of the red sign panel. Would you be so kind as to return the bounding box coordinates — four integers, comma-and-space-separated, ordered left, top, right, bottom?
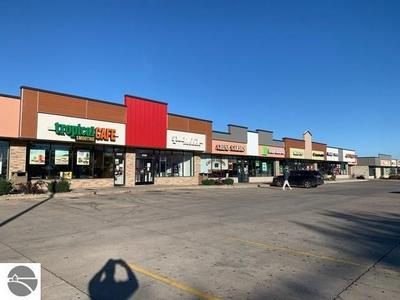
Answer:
125, 95, 167, 148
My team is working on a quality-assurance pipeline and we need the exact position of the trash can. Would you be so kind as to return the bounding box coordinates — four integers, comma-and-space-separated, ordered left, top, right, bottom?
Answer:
199, 173, 209, 184
11, 171, 28, 184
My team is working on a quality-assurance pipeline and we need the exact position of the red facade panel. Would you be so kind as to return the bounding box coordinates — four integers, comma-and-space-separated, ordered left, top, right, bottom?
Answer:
125, 95, 167, 148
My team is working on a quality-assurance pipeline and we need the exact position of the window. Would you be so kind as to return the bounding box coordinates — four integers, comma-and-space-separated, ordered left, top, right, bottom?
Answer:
0, 141, 9, 179
248, 159, 274, 177
151, 150, 194, 177
27, 142, 122, 179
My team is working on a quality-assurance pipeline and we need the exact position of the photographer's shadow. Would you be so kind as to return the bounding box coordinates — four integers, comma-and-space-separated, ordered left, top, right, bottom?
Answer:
89, 259, 139, 300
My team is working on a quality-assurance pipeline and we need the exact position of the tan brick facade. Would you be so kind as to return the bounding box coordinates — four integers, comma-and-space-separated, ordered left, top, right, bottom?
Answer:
8, 141, 27, 179
70, 178, 114, 189
125, 150, 135, 187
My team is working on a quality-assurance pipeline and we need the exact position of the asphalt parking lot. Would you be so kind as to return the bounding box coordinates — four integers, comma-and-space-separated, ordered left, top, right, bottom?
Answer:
1, 181, 400, 300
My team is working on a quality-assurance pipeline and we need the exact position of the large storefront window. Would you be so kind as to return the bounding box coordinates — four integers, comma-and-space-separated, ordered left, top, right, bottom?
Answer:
137, 150, 194, 178
27, 143, 122, 180
319, 162, 348, 175
201, 155, 275, 178
0, 141, 9, 179
159, 151, 193, 177
249, 159, 274, 177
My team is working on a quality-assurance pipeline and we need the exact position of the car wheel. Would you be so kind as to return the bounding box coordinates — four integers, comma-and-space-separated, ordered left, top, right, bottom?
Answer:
303, 180, 312, 188
276, 180, 283, 187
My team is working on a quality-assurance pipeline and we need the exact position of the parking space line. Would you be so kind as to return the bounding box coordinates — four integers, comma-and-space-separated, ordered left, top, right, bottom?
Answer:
228, 236, 400, 276
228, 236, 364, 267
128, 263, 220, 300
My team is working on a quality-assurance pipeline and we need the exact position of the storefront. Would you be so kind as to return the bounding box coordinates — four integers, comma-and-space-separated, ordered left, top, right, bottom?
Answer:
283, 132, 327, 172
319, 147, 349, 176
0, 85, 368, 189
358, 154, 396, 178
17, 87, 127, 188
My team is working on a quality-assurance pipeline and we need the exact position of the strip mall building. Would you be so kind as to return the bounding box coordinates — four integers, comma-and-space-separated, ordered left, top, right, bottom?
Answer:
0, 86, 359, 188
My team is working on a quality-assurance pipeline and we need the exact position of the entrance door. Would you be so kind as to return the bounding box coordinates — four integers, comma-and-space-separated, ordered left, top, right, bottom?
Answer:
237, 159, 249, 183
114, 152, 125, 186
135, 158, 154, 184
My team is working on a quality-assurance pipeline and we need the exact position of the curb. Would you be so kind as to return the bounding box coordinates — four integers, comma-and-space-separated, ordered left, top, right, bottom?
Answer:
0, 179, 375, 200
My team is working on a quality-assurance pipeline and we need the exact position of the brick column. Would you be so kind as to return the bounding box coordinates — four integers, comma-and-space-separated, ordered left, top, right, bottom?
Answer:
274, 160, 280, 176
194, 154, 201, 184
8, 141, 27, 179
125, 150, 136, 187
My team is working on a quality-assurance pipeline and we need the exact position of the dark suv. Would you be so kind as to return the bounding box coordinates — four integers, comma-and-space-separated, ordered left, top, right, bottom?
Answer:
272, 170, 324, 188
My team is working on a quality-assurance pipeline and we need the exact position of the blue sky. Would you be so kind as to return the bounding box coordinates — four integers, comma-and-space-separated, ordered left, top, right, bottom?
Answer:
1, 0, 399, 157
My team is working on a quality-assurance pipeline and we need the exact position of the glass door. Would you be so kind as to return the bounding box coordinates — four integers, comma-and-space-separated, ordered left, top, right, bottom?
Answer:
135, 158, 154, 185
114, 152, 125, 186
237, 159, 249, 183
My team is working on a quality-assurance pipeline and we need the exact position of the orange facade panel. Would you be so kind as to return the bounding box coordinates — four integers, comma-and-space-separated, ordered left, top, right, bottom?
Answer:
0, 96, 20, 138
87, 101, 127, 124
168, 114, 212, 152
20, 89, 38, 138
38, 92, 86, 118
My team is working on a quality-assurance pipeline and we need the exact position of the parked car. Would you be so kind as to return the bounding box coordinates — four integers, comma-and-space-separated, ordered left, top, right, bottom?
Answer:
272, 170, 324, 188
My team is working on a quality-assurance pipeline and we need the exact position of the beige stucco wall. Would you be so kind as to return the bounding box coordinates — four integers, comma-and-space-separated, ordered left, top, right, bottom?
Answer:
249, 176, 274, 183
70, 178, 114, 189
0, 96, 20, 138
125, 150, 135, 187
304, 132, 312, 160
350, 166, 369, 179
8, 142, 27, 179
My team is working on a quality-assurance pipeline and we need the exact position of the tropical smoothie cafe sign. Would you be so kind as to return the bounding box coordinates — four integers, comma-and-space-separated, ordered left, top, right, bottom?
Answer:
52, 122, 117, 142
36, 113, 126, 145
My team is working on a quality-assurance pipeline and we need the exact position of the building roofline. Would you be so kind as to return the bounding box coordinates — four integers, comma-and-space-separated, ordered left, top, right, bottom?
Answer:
0, 93, 19, 99
212, 130, 229, 134
20, 86, 126, 107
124, 94, 168, 105
256, 129, 273, 133
227, 124, 248, 129
168, 113, 212, 123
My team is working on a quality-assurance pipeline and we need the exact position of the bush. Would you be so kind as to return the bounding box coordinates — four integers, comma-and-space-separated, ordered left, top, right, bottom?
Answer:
48, 179, 71, 193
222, 178, 234, 185
202, 178, 234, 185
356, 175, 365, 180
0, 179, 13, 195
389, 174, 400, 180
201, 179, 216, 185
19, 181, 47, 194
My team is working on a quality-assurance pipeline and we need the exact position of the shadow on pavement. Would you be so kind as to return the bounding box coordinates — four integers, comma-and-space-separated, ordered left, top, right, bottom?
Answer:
0, 194, 54, 227
89, 259, 139, 300
251, 211, 400, 300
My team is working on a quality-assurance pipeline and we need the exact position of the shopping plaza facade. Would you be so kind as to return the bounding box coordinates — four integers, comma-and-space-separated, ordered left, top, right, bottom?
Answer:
0, 86, 397, 188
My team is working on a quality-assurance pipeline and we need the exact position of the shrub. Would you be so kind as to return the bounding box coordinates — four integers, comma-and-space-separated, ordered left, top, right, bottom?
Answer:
0, 179, 13, 195
356, 175, 365, 180
389, 174, 400, 180
19, 181, 47, 194
201, 179, 216, 185
48, 179, 71, 193
222, 178, 234, 185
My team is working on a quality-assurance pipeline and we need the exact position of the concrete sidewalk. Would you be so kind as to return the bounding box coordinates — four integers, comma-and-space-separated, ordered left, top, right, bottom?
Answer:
0, 179, 370, 201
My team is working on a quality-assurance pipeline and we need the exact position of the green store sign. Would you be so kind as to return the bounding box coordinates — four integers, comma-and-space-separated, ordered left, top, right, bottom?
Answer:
53, 122, 117, 142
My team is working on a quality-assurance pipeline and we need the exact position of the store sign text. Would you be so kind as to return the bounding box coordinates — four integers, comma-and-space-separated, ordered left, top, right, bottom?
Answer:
167, 130, 206, 151
312, 151, 325, 161
37, 113, 126, 145
215, 144, 246, 152
290, 148, 305, 159
54, 122, 117, 142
